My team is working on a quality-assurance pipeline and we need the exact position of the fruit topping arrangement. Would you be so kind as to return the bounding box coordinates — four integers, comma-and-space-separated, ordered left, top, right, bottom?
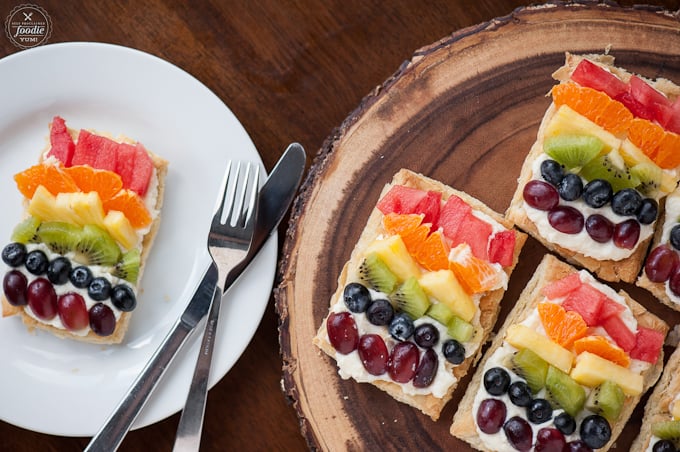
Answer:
1, 116, 158, 339
324, 182, 518, 394
472, 269, 665, 451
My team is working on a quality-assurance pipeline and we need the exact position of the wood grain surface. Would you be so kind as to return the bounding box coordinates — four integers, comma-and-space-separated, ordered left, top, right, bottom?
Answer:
0, 1, 678, 451
277, 2, 680, 451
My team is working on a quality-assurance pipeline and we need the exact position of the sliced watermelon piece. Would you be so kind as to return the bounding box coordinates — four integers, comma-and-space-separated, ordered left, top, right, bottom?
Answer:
629, 326, 665, 363
377, 186, 427, 216
451, 212, 492, 261
440, 195, 472, 241
598, 297, 626, 321
570, 59, 627, 100
601, 315, 636, 352
627, 75, 670, 124
415, 191, 441, 229
542, 273, 582, 300
46, 116, 75, 166
488, 230, 516, 267
561, 284, 605, 326
72, 129, 118, 167
93, 137, 119, 171
115, 143, 136, 189
128, 143, 154, 196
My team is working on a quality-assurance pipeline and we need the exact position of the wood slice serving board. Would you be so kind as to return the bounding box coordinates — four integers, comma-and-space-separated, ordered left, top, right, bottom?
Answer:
276, 2, 680, 450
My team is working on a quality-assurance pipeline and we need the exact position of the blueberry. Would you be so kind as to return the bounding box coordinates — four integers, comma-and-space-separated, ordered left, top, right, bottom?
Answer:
653, 439, 677, 452
527, 398, 552, 424
583, 179, 613, 208
413, 323, 439, 348
579, 414, 611, 449
2, 243, 27, 267
47, 257, 72, 285
442, 339, 465, 365
554, 412, 576, 435
483, 367, 511, 396
540, 159, 565, 186
111, 284, 137, 312
507, 380, 532, 407
611, 188, 643, 216
388, 312, 414, 341
637, 198, 658, 225
70, 266, 93, 289
365, 298, 393, 326
671, 224, 680, 251
88, 277, 112, 301
24, 249, 48, 275
557, 173, 583, 201
343, 282, 371, 313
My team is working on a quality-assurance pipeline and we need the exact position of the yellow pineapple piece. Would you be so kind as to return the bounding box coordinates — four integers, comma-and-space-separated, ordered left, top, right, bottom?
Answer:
418, 269, 476, 322
28, 186, 77, 223
570, 351, 643, 396
545, 105, 620, 152
104, 210, 138, 250
64, 192, 106, 226
505, 324, 573, 374
364, 235, 420, 281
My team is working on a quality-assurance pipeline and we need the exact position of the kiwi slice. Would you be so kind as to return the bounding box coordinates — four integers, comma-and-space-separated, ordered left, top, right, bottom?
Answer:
508, 348, 548, 393
113, 248, 141, 283
630, 162, 662, 196
392, 276, 430, 318
358, 253, 398, 293
544, 134, 604, 170
36, 221, 81, 255
426, 302, 455, 326
653, 420, 680, 442
11, 216, 41, 243
75, 224, 121, 266
447, 315, 474, 343
585, 380, 625, 422
579, 152, 641, 192
545, 365, 586, 417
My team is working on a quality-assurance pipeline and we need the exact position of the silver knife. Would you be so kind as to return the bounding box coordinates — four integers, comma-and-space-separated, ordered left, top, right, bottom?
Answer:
85, 143, 305, 452
173, 143, 306, 451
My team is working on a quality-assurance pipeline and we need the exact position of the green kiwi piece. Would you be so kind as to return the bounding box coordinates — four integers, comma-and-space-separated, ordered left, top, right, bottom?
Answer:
358, 253, 398, 293
545, 365, 586, 417
579, 153, 641, 192
426, 302, 455, 326
75, 224, 121, 266
543, 134, 604, 170
630, 162, 662, 196
652, 420, 680, 441
447, 315, 474, 343
392, 276, 430, 319
36, 221, 81, 255
11, 217, 41, 243
509, 348, 548, 393
585, 380, 624, 422
113, 248, 141, 283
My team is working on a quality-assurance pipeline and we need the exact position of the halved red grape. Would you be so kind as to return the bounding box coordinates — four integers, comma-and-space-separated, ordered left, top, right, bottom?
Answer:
548, 206, 584, 234
503, 416, 533, 451
413, 348, 438, 388
326, 311, 359, 354
535, 427, 566, 452
476, 398, 506, 434
357, 334, 388, 375
387, 341, 419, 383
27, 277, 57, 320
89, 303, 116, 336
670, 267, 680, 297
523, 180, 559, 211
585, 214, 614, 243
3, 270, 28, 306
58, 293, 89, 331
613, 219, 640, 249
645, 245, 679, 283
564, 440, 594, 452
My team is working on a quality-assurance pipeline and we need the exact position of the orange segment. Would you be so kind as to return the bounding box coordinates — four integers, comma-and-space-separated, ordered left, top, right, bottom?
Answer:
538, 302, 588, 348
383, 213, 429, 255
449, 243, 504, 294
65, 165, 123, 202
414, 231, 450, 271
552, 83, 634, 135
14, 163, 79, 198
628, 118, 680, 169
103, 190, 152, 229
573, 335, 630, 367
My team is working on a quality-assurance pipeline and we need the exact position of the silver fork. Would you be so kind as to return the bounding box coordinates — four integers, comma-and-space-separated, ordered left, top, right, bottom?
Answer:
84, 160, 259, 452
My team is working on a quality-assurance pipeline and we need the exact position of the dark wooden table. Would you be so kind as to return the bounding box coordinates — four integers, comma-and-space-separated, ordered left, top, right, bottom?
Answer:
0, 1, 678, 451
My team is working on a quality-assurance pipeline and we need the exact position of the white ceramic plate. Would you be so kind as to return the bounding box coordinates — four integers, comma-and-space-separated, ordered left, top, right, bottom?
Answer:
0, 42, 277, 436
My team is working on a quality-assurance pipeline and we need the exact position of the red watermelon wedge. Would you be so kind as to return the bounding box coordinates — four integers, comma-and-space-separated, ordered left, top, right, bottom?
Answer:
46, 116, 75, 166
128, 143, 154, 196
72, 129, 118, 167
115, 143, 137, 189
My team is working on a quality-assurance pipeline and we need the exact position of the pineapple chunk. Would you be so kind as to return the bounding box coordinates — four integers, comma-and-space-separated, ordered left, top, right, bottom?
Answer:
545, 105, 620, 152
28, 186, 77, 223
364, 235, 420, 281
418, 269, 476, 322
505, 324, 573, 374
64, 192, 106, 226
570, 351, 643, 396
104, 210, 138, 250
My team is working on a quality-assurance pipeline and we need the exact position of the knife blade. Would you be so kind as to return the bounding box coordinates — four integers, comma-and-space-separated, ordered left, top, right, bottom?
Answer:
173, 142, 306, 451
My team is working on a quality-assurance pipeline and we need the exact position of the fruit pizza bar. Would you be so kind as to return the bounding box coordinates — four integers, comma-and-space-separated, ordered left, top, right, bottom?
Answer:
451, 254, 668, 451
507, 53, 680, 283
1, 116, 168, 344
313, 169, 527, 420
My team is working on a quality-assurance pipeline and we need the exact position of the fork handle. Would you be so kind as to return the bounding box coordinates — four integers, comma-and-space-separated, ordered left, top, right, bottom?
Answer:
172, 286, 223, 451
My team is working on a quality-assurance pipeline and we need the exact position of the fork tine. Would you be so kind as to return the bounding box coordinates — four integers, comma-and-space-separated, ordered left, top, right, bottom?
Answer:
244, 164, 260, 225
230, 162, 260, 227
213, 160, 239, 224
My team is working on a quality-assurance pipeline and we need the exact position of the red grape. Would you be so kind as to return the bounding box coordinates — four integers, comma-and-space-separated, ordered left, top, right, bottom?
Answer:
671, 266, 680, 297
27, 277, 57, 320
613, 219, 640, 249
535, 427, 566, 452
3, 270, 28, 306
476, 398, 506, 434
58, 293, 89, 331
585, 214, 614, 243
645, 245, 679, 283
523, 180, 559, 211
89, 303, 116, 336
503, 416, 533, 451
564, 440, 593, 452
387, 341, 419, 383
357, 334, 388, 376
326, 311, 359, 354
548, 206, 584, 234
413, 348, 438, 388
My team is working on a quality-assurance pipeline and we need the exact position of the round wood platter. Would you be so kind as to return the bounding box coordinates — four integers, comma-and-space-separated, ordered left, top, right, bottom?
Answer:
276, 2, 680, 450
